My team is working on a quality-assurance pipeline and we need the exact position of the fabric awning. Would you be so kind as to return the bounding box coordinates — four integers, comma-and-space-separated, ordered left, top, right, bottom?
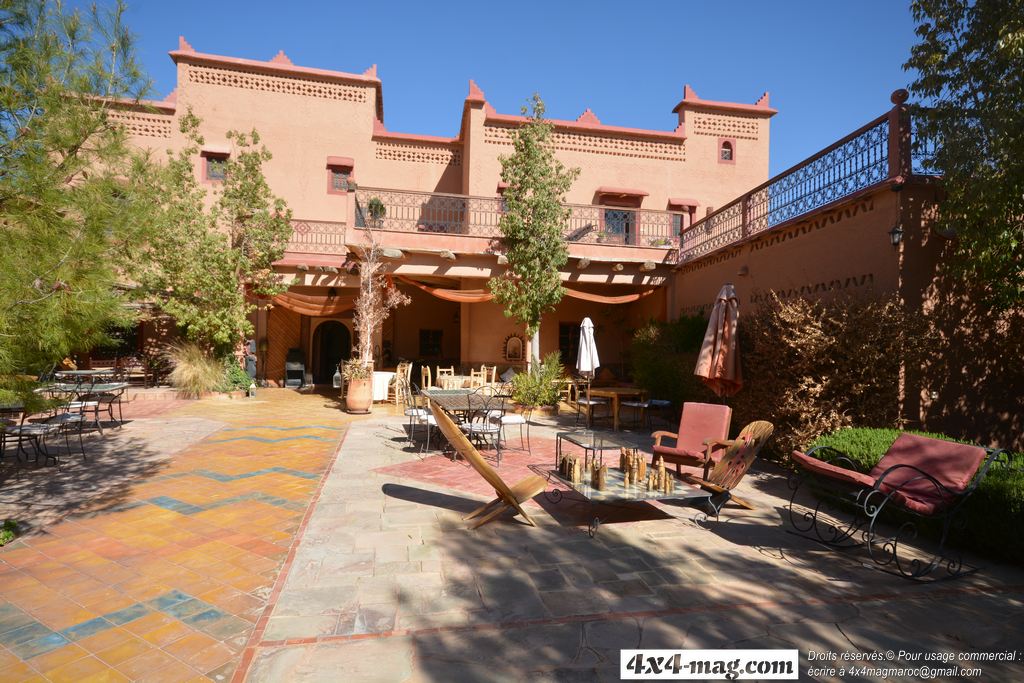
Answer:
395, 275, 657, 305
272, 291, 356, 317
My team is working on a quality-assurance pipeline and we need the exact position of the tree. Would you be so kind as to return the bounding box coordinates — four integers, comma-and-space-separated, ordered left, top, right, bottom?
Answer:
905, 0, 1024, 309
0, 0, 154, 404
141, 110, 292, 355
489, 95, 579, 364
350, 197, 409, 373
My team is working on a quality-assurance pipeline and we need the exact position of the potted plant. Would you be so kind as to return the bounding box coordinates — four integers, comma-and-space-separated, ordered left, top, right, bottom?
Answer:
345, 196, 409, 413
510, 351, 564, 417
342, 359, 373, 413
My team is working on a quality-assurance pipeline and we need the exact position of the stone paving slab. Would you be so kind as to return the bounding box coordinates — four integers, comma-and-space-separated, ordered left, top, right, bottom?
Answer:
244, 414, 1024, 682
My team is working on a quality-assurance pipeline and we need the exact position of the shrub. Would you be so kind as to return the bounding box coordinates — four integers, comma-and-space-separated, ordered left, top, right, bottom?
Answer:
0, 520, 18, 546
631, 316, 716, 409
511, 352, 564, 407
166, 343, 224, 398
220, 357, 252, 392
732, 293, 934, 458
808, 427, 1024, 565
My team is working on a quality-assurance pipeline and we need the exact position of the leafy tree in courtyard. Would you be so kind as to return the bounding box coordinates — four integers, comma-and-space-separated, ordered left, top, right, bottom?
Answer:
905, 0, 1024, 309
141, 110, 292, 355
489, 94, 579, 363
0, 0, 154, 405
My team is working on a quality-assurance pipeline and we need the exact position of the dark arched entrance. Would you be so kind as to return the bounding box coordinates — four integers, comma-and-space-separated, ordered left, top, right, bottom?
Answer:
313, 321, 351, 384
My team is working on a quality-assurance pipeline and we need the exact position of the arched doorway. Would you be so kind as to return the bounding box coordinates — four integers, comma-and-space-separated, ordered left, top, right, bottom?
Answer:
312, 321, 351, 384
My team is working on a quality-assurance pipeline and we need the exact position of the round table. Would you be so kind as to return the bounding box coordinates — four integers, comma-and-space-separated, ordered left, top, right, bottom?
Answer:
372, 371, 396, 401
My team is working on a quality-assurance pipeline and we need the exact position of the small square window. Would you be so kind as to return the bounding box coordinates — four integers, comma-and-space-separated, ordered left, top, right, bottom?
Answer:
205, 155, 227, 181
330, 168, 350, 192
419, 329, 442, 357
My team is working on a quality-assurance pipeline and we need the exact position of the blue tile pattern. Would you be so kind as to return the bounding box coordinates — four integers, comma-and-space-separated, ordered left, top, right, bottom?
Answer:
0, 591, 231, 659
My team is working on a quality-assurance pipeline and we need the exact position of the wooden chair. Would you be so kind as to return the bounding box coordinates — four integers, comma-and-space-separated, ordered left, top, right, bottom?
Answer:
680, 420, 774, 516
468, 367, 486, 388
391, 362, 411, 405
436, 366, 455, 378
420, 364, 433, 389
482, 364, 497, 385
429, 402, 546, 529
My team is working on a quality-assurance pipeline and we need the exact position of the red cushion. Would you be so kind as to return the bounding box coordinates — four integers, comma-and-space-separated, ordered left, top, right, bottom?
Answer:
653, 444, 706, 462
869, 434, 985, 511
790, 450, 876, 488
674, 402, 732, 454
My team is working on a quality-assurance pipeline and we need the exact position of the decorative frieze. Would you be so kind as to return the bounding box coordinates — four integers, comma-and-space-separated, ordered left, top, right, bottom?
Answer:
185, 64, 368, 103
107, 110, 172, 138
483, 125, 686, 162
375, 141, 462, 166
748, 274, 875, 304
691, 113, 760, 140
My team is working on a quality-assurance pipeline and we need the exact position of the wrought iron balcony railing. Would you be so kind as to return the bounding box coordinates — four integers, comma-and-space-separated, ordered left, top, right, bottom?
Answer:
680, 96, 932, 263
354, 187, 684, 249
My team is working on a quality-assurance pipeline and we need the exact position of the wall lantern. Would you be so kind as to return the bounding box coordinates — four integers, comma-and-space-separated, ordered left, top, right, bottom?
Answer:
888, 225, 904, 246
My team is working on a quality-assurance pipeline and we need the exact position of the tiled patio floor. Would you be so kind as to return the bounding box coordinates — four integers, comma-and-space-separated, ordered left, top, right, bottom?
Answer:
4, 395, 1023, 682
0, 390, 363, 682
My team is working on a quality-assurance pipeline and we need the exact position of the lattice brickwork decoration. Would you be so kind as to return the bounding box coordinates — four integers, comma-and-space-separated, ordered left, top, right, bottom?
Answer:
108, 110, 172, 138
691, 113, 760, 140
375, 141, 462, 166
185, 64, 368, 103
484, 125, 686, 162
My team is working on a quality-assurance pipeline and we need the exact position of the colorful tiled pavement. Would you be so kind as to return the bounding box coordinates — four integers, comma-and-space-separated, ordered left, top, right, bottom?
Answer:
0, 390, 368, 682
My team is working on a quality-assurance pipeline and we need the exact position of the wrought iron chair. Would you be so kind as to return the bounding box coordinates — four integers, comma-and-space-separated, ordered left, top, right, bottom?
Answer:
651, 402, 733, 475
681, 420, 774, 517
459, 386, 504, 466
570, 377, 608, 428
788, 433, 1006, 581
429, 402, 546, 529
401, 381, 435, 451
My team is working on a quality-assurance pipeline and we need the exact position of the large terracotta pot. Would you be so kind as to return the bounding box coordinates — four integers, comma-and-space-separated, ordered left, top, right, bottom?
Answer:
345, 377, 373, 414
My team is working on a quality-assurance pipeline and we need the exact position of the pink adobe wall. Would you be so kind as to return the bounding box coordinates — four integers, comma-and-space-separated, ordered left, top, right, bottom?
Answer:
673, 191, 900, 317
118, 43, 773, 234
385, 282, 461, 364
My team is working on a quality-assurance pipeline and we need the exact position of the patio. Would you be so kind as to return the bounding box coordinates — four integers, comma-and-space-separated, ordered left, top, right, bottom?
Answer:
1, 390, 1021, 681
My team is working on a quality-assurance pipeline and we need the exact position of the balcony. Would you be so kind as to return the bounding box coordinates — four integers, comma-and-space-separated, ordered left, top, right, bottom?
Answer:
353, 187, 684, 249
287, 219, 347, 254
679, 94, 934, 263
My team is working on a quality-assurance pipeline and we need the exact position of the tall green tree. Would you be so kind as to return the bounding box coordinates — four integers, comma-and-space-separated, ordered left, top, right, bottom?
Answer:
142, 110, 292, 354
0, 0, 154, 403
489, 94, 579, 363
905, 0, 1024, 309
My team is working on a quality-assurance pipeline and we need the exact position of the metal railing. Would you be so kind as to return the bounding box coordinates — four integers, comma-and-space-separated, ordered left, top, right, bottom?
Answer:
355, 187, 683, 248
680, 97, 931, 263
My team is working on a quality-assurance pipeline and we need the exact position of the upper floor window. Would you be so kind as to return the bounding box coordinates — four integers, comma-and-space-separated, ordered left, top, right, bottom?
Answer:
602, 208, 636, 245
720, 140, 735, 163
326, 156, 355, 195
330, 168, 351, 192
203, 153, 228, 182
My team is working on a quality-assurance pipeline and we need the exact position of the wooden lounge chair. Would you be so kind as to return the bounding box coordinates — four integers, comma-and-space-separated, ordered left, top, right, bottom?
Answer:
788, 433, 1005, 580
652, 402, 732, 476
429, 402, 546, 528
680, 420, 774, 516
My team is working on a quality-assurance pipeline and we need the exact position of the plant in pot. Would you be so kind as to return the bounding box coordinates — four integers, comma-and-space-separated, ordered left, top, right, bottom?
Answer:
510, 351, 564, 416
346, 196, 410, 413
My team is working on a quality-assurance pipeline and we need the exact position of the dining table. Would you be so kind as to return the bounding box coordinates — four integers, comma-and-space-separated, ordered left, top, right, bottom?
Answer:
586, 386, 645, 432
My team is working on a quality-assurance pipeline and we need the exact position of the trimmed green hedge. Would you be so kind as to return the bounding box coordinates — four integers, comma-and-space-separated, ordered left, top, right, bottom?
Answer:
808, 428, 1024, 565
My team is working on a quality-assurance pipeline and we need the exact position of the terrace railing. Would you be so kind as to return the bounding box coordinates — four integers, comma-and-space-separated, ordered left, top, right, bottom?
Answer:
680, 91, 930, 263
354, 187, 683, 248
287, 219, 347, 254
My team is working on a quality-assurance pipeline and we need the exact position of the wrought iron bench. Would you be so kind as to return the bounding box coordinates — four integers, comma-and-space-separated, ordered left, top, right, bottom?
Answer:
787, 433, 1006, 581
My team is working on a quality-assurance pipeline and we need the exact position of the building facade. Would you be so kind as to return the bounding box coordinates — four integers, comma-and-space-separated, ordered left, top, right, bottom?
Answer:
116, 37, 776, 384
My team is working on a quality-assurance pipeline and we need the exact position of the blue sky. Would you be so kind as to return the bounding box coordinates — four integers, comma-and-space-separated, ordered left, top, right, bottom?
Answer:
122, 1, 919, 176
